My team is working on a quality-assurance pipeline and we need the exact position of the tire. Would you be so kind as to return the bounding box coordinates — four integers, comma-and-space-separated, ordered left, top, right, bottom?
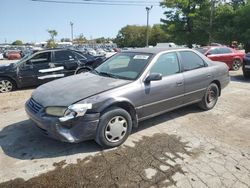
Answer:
0, 78, 16, 93
243, 67, 250, 79
232, 59, 241, 71
76, 68, 89, 74
198, 83, 219, 110
95, 107, 133, 148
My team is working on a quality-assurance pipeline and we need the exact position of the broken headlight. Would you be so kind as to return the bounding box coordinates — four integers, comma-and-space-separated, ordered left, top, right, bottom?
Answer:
59, 103, 92, 122
45, 107, 67, 117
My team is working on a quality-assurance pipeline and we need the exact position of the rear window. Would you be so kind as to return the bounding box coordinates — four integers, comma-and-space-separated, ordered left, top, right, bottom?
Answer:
195, 48, 208, 54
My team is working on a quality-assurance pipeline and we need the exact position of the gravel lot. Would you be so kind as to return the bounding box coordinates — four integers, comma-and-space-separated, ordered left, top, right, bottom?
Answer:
0, 69, 250, 188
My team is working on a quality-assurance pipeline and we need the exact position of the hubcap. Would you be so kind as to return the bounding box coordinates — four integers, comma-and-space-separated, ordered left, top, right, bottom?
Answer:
105, 116, 128, 143
233, 61, 240, 70
206, 86, 217, 106
0, 80, 13, 93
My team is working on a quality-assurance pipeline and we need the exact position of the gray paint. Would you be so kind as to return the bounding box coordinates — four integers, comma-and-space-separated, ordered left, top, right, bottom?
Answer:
32, 72, 131, 107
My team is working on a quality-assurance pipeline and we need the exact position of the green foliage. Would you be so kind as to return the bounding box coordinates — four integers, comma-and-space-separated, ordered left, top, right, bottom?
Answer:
149, 24, 169, 46
12, 40, 23, 45
47, 29, 58, 41
74, 34, 87, 44
159, 0, 250, 49
160, 0, 211, 47
60, 38, 71, 42
46, 40, 57, 48
114, 24, 169, 47
114, 25, 147, 48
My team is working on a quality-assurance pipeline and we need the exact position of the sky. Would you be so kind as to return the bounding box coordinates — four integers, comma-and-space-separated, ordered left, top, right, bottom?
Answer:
0, 0, 165, 43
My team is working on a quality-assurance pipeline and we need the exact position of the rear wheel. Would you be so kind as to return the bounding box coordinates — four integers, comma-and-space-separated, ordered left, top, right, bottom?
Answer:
95, 107, 132, 148
0, 78, 16, 93
232, 59, 241, 71
198, 83, 219, 110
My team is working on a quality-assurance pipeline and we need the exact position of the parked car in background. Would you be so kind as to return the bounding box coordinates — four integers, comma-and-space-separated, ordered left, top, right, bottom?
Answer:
25, 48, 229, 148
243, 52, 250, 78
0, 48, 105, 92
196, 46, 245, 70
0, 53, 4, 60
7, 51, 22, 60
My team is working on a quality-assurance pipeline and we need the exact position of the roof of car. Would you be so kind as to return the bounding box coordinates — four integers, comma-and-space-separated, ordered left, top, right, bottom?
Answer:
124, 47, 186, 54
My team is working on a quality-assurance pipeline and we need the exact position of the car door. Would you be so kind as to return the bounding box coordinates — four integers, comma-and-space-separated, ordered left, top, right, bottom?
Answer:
206, 47, 220, 61
179, 51, 212, 104
54, 50, 79, 76
139, 52, 185, 119
17, 51, 53, 87
217, 47, 234, 67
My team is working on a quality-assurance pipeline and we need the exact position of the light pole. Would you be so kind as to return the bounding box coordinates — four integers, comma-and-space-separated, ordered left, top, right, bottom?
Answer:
146, 6, 153, 47
70, 22, 74, 42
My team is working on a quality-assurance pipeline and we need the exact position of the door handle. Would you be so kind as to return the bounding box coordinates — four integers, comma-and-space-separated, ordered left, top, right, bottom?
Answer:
207, 74, 211, 78
176, 82, 183, 87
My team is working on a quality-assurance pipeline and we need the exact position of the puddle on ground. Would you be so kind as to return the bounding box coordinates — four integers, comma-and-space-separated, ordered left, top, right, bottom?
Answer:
1, 133, 199, 188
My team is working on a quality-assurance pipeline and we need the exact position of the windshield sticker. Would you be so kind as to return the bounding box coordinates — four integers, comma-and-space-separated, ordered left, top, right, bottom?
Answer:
133, 55, 149, 60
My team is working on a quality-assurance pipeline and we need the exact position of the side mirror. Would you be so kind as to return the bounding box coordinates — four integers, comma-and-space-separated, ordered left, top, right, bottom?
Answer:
206, 52, 211, 56
145, 73, 162, 83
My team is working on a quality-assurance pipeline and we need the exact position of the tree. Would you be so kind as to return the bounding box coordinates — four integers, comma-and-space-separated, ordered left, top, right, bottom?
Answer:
60, 38, 71, 42
46, 40, 57, 48
12, 40, 23, 45
47, 29, 58, 41
114, 25, 147, 48
160, 0, 211, 47
149, 24, 169, 46
74, 34, 87, 45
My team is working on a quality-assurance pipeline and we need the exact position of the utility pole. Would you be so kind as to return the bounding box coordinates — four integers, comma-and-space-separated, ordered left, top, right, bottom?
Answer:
146, 6, 153, 47
70, 22, 74, 42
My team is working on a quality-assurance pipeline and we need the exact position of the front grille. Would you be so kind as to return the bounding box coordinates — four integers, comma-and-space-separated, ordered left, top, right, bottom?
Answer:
28, 98, 43, 113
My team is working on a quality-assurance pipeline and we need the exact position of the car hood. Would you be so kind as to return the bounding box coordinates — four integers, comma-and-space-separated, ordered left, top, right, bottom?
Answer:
32, 72, 131, 107
0, 63, 14, 72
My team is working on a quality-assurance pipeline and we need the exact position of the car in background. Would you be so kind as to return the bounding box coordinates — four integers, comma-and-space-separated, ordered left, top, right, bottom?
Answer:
25, 48, 229, 148
0, 53, 4, 60
242, 53, 250, 78
0, 49, 105, 93
196, 46, 245, 70
7, 51, 22, 60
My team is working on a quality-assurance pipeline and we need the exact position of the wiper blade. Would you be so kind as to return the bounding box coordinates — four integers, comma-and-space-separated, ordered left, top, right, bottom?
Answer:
90, 69, 99, 75
98, 72, 119, 79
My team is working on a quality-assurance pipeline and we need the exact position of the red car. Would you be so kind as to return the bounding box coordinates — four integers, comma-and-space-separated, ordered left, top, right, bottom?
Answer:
7, 51, 21, 60
196, 46, 245, 70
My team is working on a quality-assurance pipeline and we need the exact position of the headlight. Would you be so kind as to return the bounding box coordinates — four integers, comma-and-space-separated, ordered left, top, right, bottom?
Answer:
45, 107, 67, 117
59, 103, 92, 122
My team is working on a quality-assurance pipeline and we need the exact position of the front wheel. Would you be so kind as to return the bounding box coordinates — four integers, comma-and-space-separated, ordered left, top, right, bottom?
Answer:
0, 78, 16, 93
198, 83, 219, 110
95, 107, 132, 148
232, 59, 241, 71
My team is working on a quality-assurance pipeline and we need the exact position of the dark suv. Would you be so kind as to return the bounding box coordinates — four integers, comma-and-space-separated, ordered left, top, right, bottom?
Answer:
0, 49, 105, 92
243, 53, 250, 78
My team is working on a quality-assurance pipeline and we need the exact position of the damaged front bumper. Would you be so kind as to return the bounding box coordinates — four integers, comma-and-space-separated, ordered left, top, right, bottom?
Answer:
25, 101, 100, 143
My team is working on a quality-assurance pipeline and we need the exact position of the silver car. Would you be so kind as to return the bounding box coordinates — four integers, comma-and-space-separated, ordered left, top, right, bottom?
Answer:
25, 48, 229, 148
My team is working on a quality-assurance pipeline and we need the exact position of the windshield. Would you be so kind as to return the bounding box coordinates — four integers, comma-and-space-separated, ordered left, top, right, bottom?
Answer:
195, 47, 209, 54
95, 52, 152, 80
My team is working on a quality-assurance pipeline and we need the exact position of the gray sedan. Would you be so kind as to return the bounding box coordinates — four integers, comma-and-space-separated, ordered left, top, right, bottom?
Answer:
25, 48, 229, 148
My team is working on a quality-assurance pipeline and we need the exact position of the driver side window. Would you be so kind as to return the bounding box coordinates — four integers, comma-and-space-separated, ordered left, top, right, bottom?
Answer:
31, 52, 51, 64
150, 52, 180, 77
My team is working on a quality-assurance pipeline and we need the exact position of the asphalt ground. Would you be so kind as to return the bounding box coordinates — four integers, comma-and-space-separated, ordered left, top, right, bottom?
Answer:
0, 65, 249, 188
